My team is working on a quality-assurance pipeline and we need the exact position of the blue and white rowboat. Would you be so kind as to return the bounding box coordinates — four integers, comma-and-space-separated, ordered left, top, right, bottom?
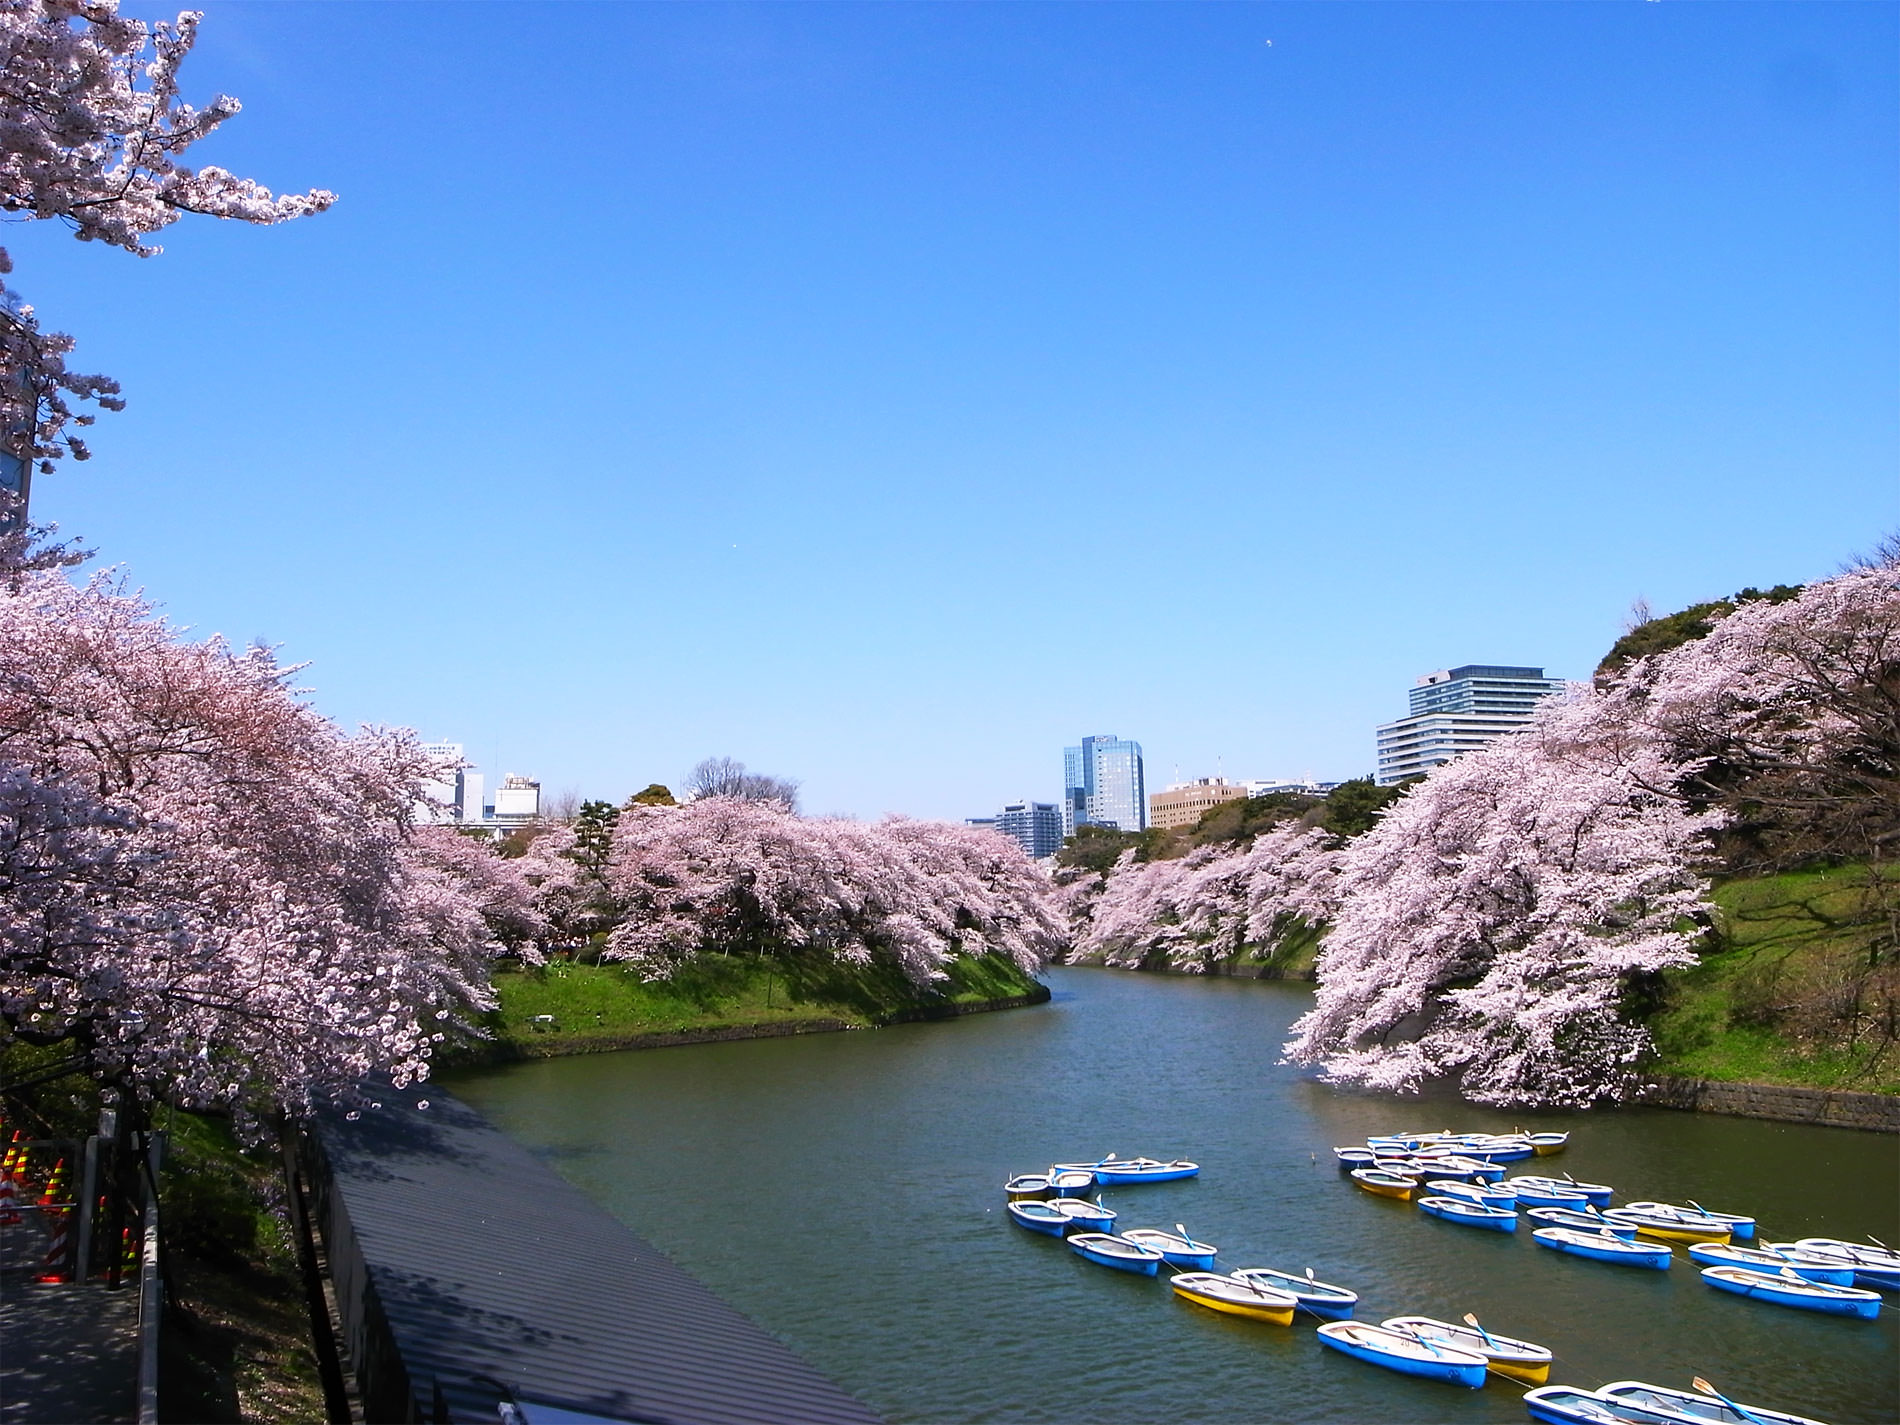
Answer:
1119, 1227, 1217, 1269
1005, 1199, 1071, 1236
1533, 1227, 1672, 1269
1425, 1179, 1517, 1209
1232, 1265, 1357, 1319
1523, 1386, 1688, 1425
1509, 1180, 1592, 1209
1686, 1242, 1855, 1285
1067, 1232, 1163, 1276
1526, 1206, 1638, 1239
1315, 1321, 1486, 1389
1045, 1169, 1095, 1197
1082, 1156, 1200, 1185
1045, 1197, 1116, 1232
1510, 1175, 1611, 1206
1598, 1379, 1830, 1425
1334, 1147, 1379, 1171
1700, 1264, 1881, 1318
1786, 1238, 1900, 1291
1417, 1194, 1517, 1233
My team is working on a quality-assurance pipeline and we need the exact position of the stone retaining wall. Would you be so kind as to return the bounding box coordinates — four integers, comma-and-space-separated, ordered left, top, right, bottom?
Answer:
1640, 1075, 1899, 1133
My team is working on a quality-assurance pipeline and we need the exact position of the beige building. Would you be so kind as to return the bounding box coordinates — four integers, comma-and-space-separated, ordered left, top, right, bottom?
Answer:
1148, 777, 1251, 831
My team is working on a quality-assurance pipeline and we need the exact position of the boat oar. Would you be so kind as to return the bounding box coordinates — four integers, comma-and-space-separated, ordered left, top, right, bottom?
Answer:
1460, 1312, 1499, 1352
1691, 1377, 1771, 1425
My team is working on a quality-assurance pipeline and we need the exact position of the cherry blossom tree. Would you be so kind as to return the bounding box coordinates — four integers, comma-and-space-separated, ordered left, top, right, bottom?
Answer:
0, 568, 496, 1120
601, 798, 1064, 986
1070, 825, 1336, 973
1283, 695, 1722, 1107
0, 0, 334, 481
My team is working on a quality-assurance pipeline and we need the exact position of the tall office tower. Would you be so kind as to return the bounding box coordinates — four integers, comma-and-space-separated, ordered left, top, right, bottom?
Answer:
1374, 664, 1568, 785
417, 741, 464, 824
417, 741, 488, 823
992, 800, 1064, 859
1062, 734, 1148, 835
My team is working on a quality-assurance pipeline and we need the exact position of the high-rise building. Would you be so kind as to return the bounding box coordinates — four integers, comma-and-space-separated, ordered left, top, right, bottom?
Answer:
417, 741, 468, 824
1374, 664, 1567, 785
1062, 734, 1147, 835
989, 800, 1064, 859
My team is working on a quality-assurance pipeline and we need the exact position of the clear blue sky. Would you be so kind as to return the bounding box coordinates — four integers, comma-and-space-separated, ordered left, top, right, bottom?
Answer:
19, 2, 1897, 819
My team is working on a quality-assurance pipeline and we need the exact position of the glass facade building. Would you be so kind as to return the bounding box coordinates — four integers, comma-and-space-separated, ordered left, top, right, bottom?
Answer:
1062, 734, 1147, 835
970, 801, 1065, 860
1374, 664, 1567, 785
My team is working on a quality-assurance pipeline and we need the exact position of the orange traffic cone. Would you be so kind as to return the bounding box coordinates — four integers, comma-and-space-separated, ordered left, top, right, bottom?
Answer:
120, 1225, 139, 1275
37, 1158, 66, 1206
36, 1206, 72, 1283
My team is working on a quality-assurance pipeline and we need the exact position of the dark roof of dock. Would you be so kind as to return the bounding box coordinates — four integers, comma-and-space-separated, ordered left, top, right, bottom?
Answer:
314, 1080, 882, 1425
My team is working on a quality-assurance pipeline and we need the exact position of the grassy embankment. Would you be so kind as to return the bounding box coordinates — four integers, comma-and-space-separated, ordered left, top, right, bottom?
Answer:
445, 949, 1049, 1064
1649, 864, 1898, 1095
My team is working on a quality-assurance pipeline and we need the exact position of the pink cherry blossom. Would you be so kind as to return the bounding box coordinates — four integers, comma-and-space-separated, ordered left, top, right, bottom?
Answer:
600, 798, 1064, 986
0, 1, 334, 473
0, 567, 494, 1120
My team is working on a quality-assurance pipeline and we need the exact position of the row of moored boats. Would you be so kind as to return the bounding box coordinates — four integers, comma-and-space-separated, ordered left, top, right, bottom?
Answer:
1002, 1133, 1889, 1425
1338, 1129, 1895, 1320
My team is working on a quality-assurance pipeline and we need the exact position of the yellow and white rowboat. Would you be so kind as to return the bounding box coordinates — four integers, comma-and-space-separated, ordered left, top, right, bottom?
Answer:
1170, 1272, 1297, 1325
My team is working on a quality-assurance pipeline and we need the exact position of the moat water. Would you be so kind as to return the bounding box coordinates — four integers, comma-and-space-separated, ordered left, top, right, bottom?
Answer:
454, 967, 1899, 1424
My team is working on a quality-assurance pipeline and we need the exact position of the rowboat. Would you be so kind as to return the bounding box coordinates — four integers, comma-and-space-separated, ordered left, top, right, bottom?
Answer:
1510, 1175, 1612, 1206
1598, 1379, 1831, 1425
1004, 1173, 1055, 1200
1045, 1169, 1095, 1197
1232, 1265, 1358, 1319
1425, 1179, 1517, 1209
1464, 1139, 1536, 1163
1533, 1227, 1672, 1269
1417, 1195, 1517, 1233
1423, 1154, 1505, 1182
1685, 1242, 1856, 1286
1602, 1208, 1730, 1245
1120, 1227, 1217, 1269
1090, 1157, 1200, 1185
1067, 1232, 1163, 1276
1528, 1132, 1570, 1156
1507, 1179, 1591, 1209
1380, 1315, 1551, 1383
1622, 1201, 1755, 1242
1525, 1206, 1638, 1239
1169, 1271, 1298, 1325
1315, 1321, 1487, 1388
1349, 1167, 1419, 1200
1700, 1264, 1881, 1318
1334, 1147, 1379, 1171
1005, 1199, 1071, 1236
1786, 1237, 1900, 1291
1046, 1198, 1116, 1232
1524, 1386, 1690, 1424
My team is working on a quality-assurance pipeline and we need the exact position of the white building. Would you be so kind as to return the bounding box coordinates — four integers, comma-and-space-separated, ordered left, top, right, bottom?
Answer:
1375, 664, 1567, 785
493, 774, 541, 822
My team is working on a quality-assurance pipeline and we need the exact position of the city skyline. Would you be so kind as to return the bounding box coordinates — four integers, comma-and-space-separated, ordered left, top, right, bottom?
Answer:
27, 3, 1894, 822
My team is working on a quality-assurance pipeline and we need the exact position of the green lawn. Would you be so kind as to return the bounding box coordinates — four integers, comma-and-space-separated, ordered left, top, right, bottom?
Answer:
1648, 864, 1898, 1094
446, 950, 1048, 1064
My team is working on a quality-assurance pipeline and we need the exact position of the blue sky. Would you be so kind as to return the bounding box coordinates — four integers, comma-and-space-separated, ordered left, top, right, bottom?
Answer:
18, 2, 1897, 819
